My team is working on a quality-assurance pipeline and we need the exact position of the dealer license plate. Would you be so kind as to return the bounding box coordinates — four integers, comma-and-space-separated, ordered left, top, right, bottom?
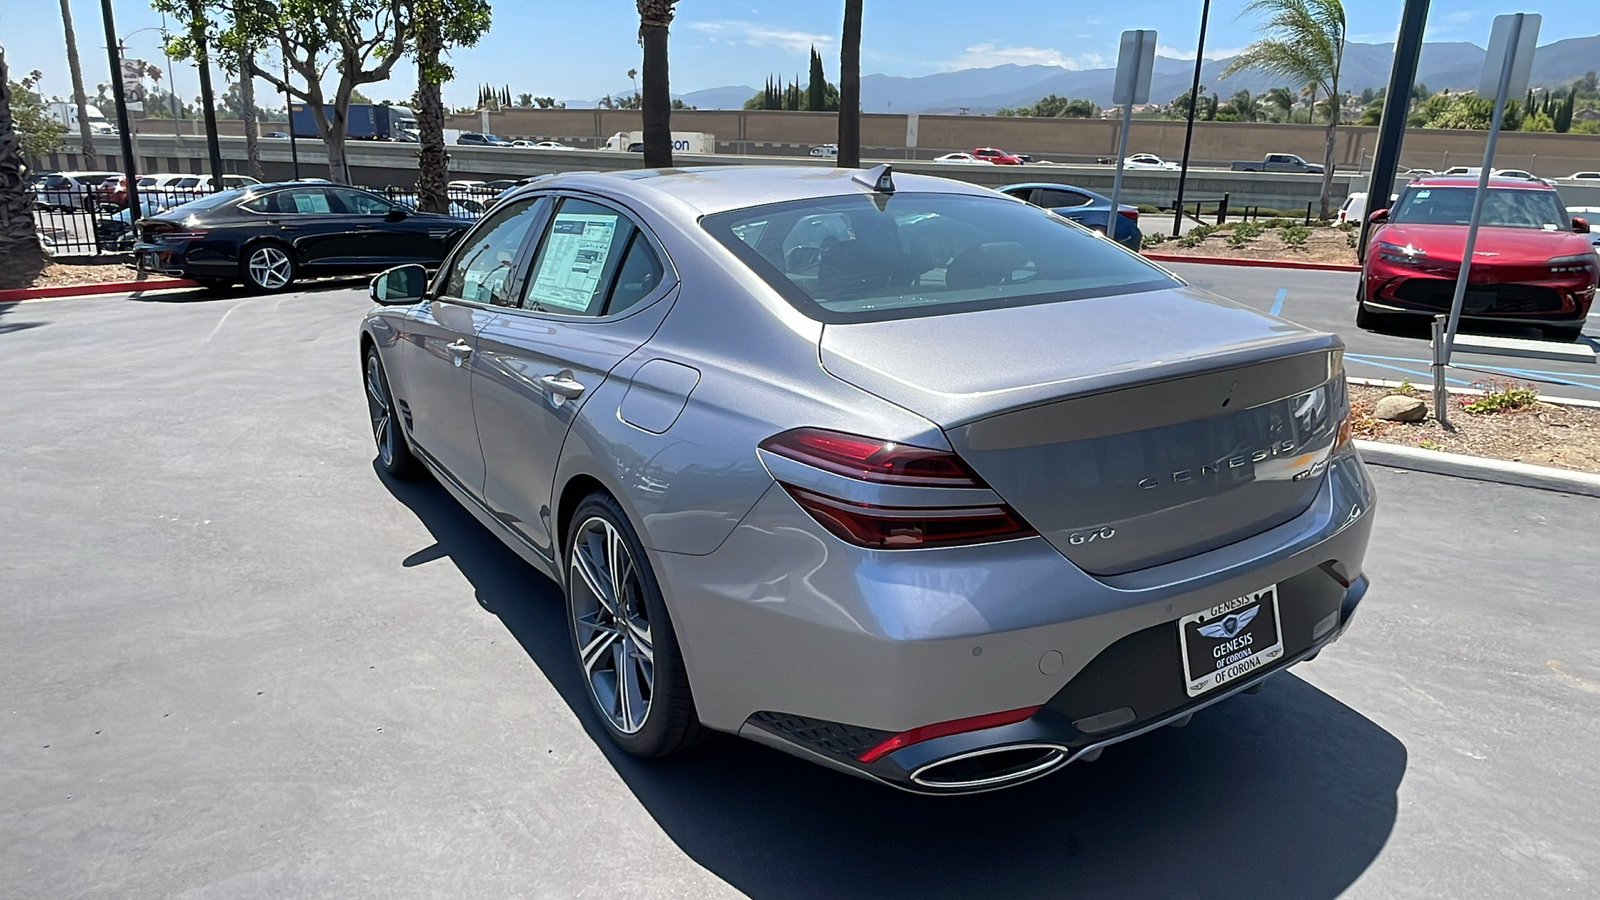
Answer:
1177, 585, 1284, 697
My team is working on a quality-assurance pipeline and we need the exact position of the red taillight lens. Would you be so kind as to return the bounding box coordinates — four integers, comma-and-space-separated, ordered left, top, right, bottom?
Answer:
760, 428, 1037, 549
859, 706, 1042, 763
1118, 208, 1139, 221
161, 230, 209, 242
785, 487, 1036, 549
760, 428, 985, 487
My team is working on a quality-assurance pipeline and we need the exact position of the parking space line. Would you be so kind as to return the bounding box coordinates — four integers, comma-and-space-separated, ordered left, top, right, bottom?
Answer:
1345, 354, 1470, 385
1269, 288, 1287, 318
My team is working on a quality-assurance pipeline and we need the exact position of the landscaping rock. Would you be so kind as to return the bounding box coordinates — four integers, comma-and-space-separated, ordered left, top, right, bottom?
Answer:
1374, 395, 1428, 423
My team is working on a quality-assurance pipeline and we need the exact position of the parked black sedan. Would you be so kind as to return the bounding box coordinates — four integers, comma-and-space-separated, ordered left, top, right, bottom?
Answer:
133, 182, 476, 292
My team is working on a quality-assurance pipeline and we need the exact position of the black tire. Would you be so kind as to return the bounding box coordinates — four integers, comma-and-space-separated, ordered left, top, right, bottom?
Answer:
1543, 323, 1586, 342
565, 492, 702, 758
241, 241, 297, 293
364, 346, 420, 478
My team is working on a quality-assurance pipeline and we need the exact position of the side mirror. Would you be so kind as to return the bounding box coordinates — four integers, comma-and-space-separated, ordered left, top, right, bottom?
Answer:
370, 264, 427, 305
1574, 217, 1590, 234
1368, 208, 1389, 224
385, 205, 409, 222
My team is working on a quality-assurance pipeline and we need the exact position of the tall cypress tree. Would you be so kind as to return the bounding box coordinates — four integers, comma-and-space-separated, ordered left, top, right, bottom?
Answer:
807, 46, 826, 112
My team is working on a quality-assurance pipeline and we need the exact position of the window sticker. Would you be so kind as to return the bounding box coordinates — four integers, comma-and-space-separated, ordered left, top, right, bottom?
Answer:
292, 192, 331, 214
527, 213, 619, 311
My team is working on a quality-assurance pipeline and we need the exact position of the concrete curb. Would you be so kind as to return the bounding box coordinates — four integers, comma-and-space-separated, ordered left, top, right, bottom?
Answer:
1356, 440, 1600, 498
0, 278, 198, 303
1146, 253, 1361, 273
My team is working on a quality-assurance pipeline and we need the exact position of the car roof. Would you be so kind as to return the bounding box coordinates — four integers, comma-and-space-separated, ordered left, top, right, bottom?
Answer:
1408, 176, 1555, 191
500, 166, 998, 217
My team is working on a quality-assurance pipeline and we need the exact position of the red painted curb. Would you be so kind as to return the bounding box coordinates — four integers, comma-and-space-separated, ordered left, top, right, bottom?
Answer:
1145, 253, 1361, 273
0, 278, 199, 303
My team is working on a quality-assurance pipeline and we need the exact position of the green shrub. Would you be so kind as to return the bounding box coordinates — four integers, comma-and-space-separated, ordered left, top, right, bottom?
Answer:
1141, 232, 1169, 249
1175, 224, 1215, 248
1462, 381, 1539, 414
1227, 222, 1266, 248
1280, 225, 1311, 248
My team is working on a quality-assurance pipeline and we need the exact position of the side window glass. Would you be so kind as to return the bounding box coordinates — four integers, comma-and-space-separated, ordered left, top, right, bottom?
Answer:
331, 188, 391, 215
241, 194, 275, 213
605, 234, 664, 315
271, 188, 332, 214
521, 199, 630, 315
443, 197, 546, 306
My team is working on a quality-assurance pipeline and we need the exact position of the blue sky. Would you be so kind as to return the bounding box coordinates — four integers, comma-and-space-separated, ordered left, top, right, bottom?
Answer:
3, 0, 1593, 109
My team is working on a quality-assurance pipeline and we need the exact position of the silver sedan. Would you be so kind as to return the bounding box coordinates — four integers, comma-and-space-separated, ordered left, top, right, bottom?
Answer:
360, 165, 1375, 793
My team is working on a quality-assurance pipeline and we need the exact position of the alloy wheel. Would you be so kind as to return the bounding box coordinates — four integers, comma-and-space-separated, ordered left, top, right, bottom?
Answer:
248, 245, 293, 290
569, 516, 655, 734
365, 355, 395, 466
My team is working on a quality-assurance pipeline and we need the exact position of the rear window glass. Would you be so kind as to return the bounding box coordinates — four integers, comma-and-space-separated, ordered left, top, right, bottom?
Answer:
1393, 186, 1568, 230
702, 192, 1179, 323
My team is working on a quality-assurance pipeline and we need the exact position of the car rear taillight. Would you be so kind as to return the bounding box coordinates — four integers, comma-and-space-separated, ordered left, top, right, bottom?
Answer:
858, 705, 1041, 763
1118, 208, 1139, 221
759, 428, 1037, 549
159, 230, 209, 242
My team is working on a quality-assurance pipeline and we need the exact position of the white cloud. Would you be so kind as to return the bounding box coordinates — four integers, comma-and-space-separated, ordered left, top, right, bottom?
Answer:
686, 21, 832, 55
1157, 44, 1247, 61
939, 44, 1106, 71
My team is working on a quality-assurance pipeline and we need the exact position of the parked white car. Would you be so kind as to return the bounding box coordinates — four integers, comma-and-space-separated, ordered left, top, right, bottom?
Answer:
1123, 153, 1179, 170
809, 143, 838, 159
1336, 192, 1367, 225
34, 171, 120, 210
1566, 171, 1600, 180
932, 153, 994, 164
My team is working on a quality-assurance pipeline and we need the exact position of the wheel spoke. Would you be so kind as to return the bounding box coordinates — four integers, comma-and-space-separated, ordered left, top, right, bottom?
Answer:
619, 640, 649, 732
372, 411, 389, 445
613, 639, 635, 729
625, 616, 653, 662
605, 523, 626, 606
571, 538, 617, 617
578, 623, 619, 676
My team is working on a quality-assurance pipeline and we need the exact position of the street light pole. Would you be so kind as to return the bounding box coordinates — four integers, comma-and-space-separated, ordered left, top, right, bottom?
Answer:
1171, 0, 1211, 237
98, 0, 140, 228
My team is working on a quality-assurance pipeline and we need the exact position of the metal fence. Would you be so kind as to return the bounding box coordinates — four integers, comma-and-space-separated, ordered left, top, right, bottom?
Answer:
32, 182, 493, 258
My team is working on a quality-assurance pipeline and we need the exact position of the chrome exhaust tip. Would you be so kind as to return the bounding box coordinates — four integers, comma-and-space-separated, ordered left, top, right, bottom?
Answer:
909, 743, 1067, 791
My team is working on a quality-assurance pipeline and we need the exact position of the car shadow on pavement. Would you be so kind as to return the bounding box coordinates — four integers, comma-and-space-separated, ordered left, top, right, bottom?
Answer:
0, 300, 46, 335
379, 466, 1407, 900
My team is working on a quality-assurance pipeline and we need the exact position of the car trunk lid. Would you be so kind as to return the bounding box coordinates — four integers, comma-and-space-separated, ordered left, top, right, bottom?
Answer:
819, 286, 1346, 575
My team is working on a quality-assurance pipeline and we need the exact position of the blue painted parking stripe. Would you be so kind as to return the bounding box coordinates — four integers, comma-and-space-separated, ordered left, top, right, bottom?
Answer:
1350, 353, 1600, 386
1269, 288, 1287, 318
1345, 355, 1471, 385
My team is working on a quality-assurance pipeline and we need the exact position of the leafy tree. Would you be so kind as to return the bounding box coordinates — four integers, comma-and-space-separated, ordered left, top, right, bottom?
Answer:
1221, 0, 1346, 219
636, 1, 678, 168
1522, 110, 1555, 133
6, 70, 67, 162
532, 96, 564, 109
837, 0, 862, 168
162, 0, 414, 185
1260, 86, 1294, 122
1226, 89, 1256, 122
411, 0, 490, 214
516, 92, 532, 107
997, 95, 1097, 118
1, 51, 49, 290
57, 0, 98, 167
598, 92, 642, 109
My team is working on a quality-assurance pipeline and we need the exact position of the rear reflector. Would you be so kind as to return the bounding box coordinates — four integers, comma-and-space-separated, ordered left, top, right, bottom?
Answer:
859, 706, 1042, 763
783, 486, 1036, 549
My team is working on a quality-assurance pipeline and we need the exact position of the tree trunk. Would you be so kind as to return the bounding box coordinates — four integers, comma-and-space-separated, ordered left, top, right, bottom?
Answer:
0, 50, 48, 291
238, 55, 264, 181
414, 17, 449, 214
59, 0, 97, 168
639, 22, 673, 168
1318, 61, 1342, 221
837, 0, 862, 168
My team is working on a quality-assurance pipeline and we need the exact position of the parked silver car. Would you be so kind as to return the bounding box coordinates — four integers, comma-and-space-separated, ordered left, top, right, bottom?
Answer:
361, 166, 1375, 794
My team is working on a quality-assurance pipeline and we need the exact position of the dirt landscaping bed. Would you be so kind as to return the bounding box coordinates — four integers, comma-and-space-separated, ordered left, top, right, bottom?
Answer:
28, 258, 166, 289
1145, 220, 1360, 267
1350, 382, 1600, 475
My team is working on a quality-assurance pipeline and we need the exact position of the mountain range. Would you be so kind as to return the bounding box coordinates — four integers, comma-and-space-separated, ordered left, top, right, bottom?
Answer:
672, 34, 1600, 114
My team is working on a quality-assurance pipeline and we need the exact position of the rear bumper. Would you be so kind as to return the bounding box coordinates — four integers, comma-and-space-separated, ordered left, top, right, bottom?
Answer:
655, 448, 1376, 792
132, 241, 240, 280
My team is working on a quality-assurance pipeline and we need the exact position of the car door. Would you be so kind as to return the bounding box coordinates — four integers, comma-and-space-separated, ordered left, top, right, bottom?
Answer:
396, 195, 552, 499
240, 186, 340, 268
472, 195, 676, 562
325, 186, 434, 267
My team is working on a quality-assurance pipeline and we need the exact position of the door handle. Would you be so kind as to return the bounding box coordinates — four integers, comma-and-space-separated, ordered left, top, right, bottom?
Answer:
536, 373, 586, 400
446, 340, 473, 367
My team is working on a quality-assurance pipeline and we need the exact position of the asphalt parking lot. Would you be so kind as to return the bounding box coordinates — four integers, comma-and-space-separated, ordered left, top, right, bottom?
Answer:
3, 284, 1598, 899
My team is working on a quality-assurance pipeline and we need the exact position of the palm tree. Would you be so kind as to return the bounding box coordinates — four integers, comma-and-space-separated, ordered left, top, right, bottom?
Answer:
837, 0, 862, 168
1260, 86, 1295, 122
636, 1, 677, 168
58, 0, 98, 168
1221, 0, 1345, 219
1, 47, 48, 291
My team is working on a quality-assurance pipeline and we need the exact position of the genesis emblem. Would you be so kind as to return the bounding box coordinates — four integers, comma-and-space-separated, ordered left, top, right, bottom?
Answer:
1199, 607, 1259, 639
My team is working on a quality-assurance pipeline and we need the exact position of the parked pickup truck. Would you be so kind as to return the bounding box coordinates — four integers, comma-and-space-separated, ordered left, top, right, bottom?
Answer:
1231, 153, 1324, 174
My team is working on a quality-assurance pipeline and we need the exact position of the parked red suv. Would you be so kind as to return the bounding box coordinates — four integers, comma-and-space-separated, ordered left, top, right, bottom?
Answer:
1358, 177, 1597, 341
971, 147, 1024, 165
